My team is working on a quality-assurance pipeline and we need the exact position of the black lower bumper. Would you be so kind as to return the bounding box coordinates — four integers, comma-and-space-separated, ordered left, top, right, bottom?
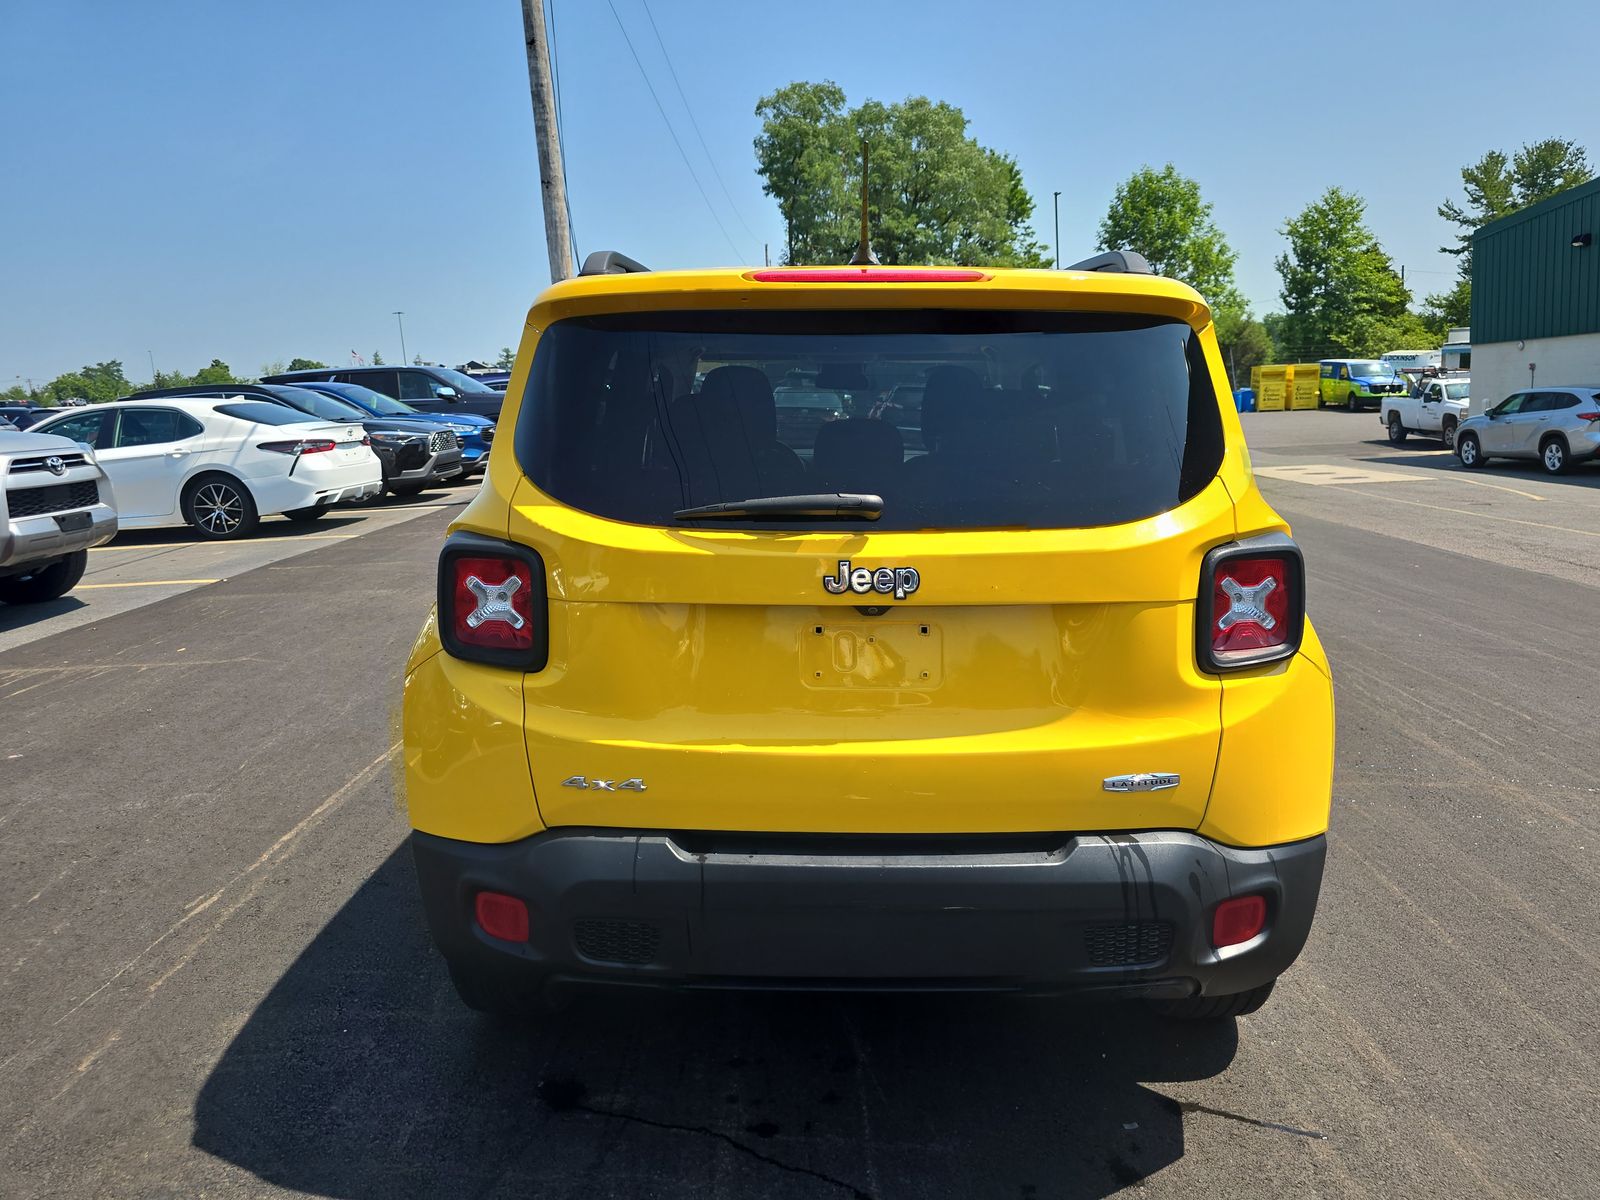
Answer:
412, 829, 1326, 999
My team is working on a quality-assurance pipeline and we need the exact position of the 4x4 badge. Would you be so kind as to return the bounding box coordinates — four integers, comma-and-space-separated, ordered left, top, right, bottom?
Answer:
1103, 773, 1180, 793
562, 776, 647, 792
822, 560, 920, 601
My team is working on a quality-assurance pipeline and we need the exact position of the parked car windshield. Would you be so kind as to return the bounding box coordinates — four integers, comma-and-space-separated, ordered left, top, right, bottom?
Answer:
430, 368, 499, 394
266, 387, 366, 422
322, 383, 416, 417
215, 401, 327, 426
515, 310, 1224, 531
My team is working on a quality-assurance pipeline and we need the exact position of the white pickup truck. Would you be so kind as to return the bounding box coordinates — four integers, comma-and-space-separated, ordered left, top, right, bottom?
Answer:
1381, 376, 1471, 449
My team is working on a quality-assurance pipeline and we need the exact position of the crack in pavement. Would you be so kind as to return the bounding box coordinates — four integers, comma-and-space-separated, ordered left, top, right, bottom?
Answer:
537, 1077, 873, 1198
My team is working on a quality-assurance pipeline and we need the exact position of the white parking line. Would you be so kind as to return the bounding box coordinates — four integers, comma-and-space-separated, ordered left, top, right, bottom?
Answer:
75, 579, 221, 589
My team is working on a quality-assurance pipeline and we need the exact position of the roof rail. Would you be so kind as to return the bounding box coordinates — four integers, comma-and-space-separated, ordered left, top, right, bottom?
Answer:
1064, 250, 1152, 275
579, 250, 650, 277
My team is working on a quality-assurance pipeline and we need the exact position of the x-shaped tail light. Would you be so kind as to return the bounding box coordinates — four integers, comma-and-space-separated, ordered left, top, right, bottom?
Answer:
1216, 575, 1277, 632
463, 574, 526, 630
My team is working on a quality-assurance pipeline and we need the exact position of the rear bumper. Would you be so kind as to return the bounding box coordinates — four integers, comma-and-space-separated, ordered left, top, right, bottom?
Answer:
412, 828, 1326, 999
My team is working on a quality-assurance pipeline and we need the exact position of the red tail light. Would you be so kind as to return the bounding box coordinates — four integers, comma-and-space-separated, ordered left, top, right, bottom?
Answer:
1198, 536, 1304, 671
257, 439, 337, 455
1212, 894, 1267, 948
437, 535, 548, 669
1577, 412, 1600, 423
475, 891, 530, 942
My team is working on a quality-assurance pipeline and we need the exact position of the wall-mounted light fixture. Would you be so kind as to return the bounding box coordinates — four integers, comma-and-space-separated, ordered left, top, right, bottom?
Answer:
1573, 232, 1593, 248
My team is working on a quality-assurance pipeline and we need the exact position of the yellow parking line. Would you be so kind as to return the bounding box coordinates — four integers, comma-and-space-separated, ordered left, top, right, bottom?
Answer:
1441, 475, 1547, 502
90, 543, 197, 552
75, 579, 221, 589
1318, 484, 1600, 538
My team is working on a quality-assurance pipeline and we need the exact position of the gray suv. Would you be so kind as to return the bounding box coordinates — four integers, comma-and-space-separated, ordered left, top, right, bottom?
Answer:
1455, 388, 1600, 475
1, 428, 119, 604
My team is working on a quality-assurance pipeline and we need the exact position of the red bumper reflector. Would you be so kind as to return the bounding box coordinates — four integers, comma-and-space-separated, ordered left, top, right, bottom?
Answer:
1212, 894, 1267, 948
475, 891, 530, 942
747, 268, 988, 283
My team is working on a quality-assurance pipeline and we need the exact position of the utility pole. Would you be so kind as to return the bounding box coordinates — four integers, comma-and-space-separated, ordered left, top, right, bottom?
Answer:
1053, 191, 1061, 269
520, 0, 574, 282
394, 311, 409, 366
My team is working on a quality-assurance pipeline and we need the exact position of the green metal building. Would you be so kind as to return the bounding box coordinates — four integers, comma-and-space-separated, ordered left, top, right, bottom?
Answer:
1470, 176, 1600, 412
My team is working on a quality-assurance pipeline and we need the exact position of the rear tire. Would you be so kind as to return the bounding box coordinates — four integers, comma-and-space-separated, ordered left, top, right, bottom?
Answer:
1541, 435, 1572, 475
283, 506, 326, 523
1387, 413, 1407, 444
1441, 417, 1458, 449
1457, 431, 1487, 468
389, 482, 427, 498
182, 473, 259, 540
1155, 980, 1275, 1021
0, 549, 88, 605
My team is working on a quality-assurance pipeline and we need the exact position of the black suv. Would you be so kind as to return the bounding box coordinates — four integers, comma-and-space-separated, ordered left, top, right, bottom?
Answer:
261, 366, 504, 420
122, 384, 463, 496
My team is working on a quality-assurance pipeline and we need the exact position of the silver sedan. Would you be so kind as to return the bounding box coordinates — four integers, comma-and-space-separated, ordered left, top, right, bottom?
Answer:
1455, 387, 1600, 474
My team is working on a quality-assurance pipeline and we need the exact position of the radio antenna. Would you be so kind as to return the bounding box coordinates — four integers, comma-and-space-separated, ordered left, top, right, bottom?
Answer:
849, 139, 879, 266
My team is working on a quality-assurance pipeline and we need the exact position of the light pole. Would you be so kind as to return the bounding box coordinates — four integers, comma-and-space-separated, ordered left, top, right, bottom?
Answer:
393, 311, 409, 366
1053, 191, 1061, 269
147, 350, 157, 381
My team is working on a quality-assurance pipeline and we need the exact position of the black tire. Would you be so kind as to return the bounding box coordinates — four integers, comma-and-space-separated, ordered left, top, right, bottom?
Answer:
1386, 413, 1407, 444
1457, 431, 1487, 469
1154, 979, 1275, 1021
283, 506, 326, 523
1540, 435, 1572, 475
389, 482, 427, 498
182, 473, 259, 540
1345, 391, 1357, 412
0, 549, 88, 605
446, 959, 548, 1021
1441, 417, 1458, 449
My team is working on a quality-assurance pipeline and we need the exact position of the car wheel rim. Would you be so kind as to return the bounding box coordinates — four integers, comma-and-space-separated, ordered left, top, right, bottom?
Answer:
1546, 446, 1562, 470
1462, 440, 1476, 463
195, 483, 243, 534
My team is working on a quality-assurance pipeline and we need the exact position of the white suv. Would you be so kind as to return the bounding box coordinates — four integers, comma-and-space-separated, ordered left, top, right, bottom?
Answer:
0, 428, 119, 604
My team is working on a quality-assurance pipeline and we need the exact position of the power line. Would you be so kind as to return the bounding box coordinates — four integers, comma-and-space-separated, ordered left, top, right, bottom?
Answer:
604, 0, 747, 261
545, 0, 580, 267
637, 0, 760, 250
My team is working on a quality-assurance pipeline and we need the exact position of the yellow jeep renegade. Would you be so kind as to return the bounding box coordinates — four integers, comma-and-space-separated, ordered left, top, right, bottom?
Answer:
402, 249, 1334, 1020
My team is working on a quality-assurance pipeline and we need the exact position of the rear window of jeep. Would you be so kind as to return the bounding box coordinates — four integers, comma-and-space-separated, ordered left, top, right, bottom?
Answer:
514, 310, 1223, 530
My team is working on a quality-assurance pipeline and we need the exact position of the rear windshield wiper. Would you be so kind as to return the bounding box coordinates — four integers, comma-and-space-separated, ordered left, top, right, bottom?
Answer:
673, 493, 883, 521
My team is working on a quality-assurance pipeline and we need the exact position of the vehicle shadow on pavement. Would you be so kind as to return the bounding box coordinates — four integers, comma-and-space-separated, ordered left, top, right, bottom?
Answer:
0, 593, 85, 632
1358, 447, 1600, 487
194, 849, 1240, 1199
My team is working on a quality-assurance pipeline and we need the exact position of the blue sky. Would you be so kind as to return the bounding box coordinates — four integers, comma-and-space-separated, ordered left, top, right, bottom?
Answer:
3, 0, 1595, 384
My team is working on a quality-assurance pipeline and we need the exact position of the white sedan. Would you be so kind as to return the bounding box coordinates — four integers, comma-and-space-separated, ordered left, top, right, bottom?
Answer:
28, 397, 382, 540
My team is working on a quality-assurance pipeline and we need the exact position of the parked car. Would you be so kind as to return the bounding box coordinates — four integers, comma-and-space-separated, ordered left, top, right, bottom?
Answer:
0, 405, 66, 430
461, 369, 511, 389
1454, 387, 1600, 474
261, 365, 505, 420
0, 427, 119, 602
0, 416, 17, 432
772, 387, 845, 451
403, 249, 1334, 1023
1381, 375, 1471, 447
122, 384, 462, 497
29, 398, 381, 539
871, 383, 926, 449
289, 379, 494, 478
1317, 359, 1409, 411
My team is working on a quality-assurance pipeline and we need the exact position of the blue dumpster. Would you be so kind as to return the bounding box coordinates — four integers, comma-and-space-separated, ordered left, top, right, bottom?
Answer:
1234, 388, 1256, 413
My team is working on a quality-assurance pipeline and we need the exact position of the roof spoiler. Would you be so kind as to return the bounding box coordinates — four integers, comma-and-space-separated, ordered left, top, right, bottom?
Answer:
579, 250, 650, 277
1064, 250, 1152, 275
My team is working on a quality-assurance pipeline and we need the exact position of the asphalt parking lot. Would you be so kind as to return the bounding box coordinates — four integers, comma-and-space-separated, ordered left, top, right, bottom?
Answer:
3, 417, 1600, 1198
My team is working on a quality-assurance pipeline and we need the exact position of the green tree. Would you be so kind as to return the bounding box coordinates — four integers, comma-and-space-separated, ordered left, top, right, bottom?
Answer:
192, 358, 236, 385
755, 81, 1049, 267
1274, 188, 1415, 359
150, 368, 193, 390
1437, 138, 1591, 317
495, 347, 516, 370
372, 351, 385, 366
43, 361, 130, 404
1098, 165, 1244, 309
287, 357, 327, 371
